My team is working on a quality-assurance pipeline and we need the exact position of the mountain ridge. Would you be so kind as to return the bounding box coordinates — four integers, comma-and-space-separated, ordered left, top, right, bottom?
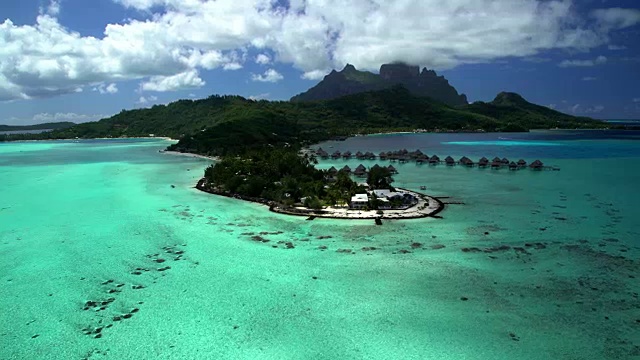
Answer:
291, 63, 468, 106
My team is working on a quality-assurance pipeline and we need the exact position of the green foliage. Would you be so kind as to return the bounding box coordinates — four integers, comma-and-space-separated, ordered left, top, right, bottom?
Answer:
367, 166, 394, 189
0, 122, 75, 132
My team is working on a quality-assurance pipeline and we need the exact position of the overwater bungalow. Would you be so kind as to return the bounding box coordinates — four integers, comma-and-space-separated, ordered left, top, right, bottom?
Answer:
318, 150, 329, 159
492, 157, 502, 163
379, 151, 388, 160
371, 164, 381, 170
364, 151, 376, 160
509, 161, 518, 170
400, 149, 409, 155
328, 166, 338, 174
387, 165, 398, 174
342, 151, 352, 159
529, 160, 544, 170
410, 149, 424, 159
331, 151, 341, 159
429, 155, 440, 164
517, 159, 527, 168
459, 156, 474, 166
501, 157, 510, 165
315, 147, 325, 155
491, 159, 502, 168
445, 156, 456, 166
478, 157, 489, 167
355, 151, 365, 159
354, 164, 367, 177
340, 165, 351, 173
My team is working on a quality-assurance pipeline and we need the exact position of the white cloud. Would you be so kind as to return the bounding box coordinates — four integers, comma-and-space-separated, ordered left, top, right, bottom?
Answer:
1, 2, 638, 101
569, 104, 604, 114
608, 45, 627, 50
591, 8, 640, 29
4, 112, 106, 125
301, 69, 329, 80
40, 0, 61, 16
137, 95, 158, 104
547, 104, 557, 110
582, 76, 597, 81
251, 68, 283, 83
141, 70, 204, 92
255, 54, 271, 65
248, 92, 270, 100
223, 63, 243, 71
93, 83, 119, 94
558, 56, 607, 68
633, 98, 640, 103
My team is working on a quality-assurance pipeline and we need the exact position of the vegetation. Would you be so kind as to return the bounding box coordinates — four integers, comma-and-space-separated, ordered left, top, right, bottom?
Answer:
0, 122, 75, 132
1, 86, 607, 155
202, 148, 369, 207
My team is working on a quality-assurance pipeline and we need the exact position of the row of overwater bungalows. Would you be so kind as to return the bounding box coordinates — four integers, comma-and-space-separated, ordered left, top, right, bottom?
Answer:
315, 148, 545, 170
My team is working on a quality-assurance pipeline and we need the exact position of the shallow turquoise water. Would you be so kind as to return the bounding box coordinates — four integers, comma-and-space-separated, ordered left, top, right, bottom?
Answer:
1, 135, 639, 359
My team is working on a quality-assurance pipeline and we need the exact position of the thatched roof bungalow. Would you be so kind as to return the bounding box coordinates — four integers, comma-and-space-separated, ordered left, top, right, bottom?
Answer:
492, 157, 501, 163
340, 165, 351, 173
318, 150, 329, 159
429, 155, 440, 164
517, 159, 527, 167
459, 156, 474, 166
491, 159, 502, 168
529, 160, 544, 170
315, 147, 325, 155
501, 157, 509, 164
509, 161, 518, 170
387, 165, 398, 174
354, 164, 367, 176
364, 151, 376, 160
445, 156, 456, 165
342, 151, 352, 159
355, 151, 364, 159
379, 151, 388, 160
328, 166, 338, 174
478, 157, 489, 167
331, 151, 341, 159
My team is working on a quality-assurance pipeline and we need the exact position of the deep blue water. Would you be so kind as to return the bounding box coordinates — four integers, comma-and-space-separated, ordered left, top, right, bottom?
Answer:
315, 130, 640, 160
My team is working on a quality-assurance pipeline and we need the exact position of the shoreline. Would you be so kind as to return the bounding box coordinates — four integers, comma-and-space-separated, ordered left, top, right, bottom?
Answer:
160, 150, 219, 161
194, 178, 445, 221
2, 136, 178, 143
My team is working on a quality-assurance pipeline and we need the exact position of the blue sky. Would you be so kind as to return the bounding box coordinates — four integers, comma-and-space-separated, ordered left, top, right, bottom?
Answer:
1, 0, 639, 125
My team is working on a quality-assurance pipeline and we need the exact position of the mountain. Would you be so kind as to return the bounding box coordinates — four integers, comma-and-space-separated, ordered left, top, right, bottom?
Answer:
291, 63, 468, 107
1, 86, 607, 155
462, 92, 600, 130
0, 122, 75, 132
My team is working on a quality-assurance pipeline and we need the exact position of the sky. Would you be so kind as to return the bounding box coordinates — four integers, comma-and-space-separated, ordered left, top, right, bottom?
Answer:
1, 0, 640, 125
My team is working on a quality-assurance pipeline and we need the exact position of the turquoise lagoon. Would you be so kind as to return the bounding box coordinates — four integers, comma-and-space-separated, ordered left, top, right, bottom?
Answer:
0, 133, 638, 359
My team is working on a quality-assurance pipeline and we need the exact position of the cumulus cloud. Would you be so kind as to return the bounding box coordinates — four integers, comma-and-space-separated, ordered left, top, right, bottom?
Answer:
141, 70, 205, 92
558, 56, 607, 68
94, 83, 119, 94
137, 95, 158, 104
255, 54, 271, 65
248, 92, 270, 100
251, 69, 283, 83
1, 1, 639, 101
591, 8, 640, 29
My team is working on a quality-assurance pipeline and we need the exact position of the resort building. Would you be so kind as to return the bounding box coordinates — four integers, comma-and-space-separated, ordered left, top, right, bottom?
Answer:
350, 194, 369, 209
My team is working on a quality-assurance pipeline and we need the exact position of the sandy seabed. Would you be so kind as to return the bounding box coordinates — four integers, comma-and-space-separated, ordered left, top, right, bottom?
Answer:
0, 137, 638, 359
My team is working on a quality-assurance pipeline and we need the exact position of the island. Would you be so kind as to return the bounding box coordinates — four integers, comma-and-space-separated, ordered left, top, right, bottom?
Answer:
194, 148, 444, 221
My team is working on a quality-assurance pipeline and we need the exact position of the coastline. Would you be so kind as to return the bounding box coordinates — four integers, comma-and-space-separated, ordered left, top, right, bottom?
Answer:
161, 150, 219, 161
2, 136, 177, 143
194, 178, 445, 221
